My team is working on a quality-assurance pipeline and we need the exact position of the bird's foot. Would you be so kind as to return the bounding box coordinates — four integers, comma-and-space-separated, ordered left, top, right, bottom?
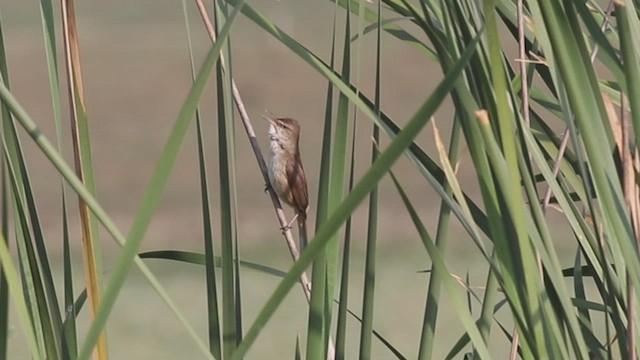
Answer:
280, 224, 292, 234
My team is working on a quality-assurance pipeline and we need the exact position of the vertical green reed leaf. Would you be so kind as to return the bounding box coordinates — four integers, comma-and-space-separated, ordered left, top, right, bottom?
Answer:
218, 0, 244, 345
309, 2, 352, 358
181, 1, 222, 357
38, 0, 63, 145
0, 11, 10, 359
616, 1, 640, 149
0, 163, 7, 360
233, 241, 243, 342
315, 3, 338, 237
211, 1, 240, 356
61, 197, 77, 360
335, 118, 358, 359
314, 5, 337, 358
327, 0, 352, 321
359, 0, 380, 358
615, 6, 640, 354
295, 335, 302, 360
476, 253, 499, 344
307, 225, 328, 360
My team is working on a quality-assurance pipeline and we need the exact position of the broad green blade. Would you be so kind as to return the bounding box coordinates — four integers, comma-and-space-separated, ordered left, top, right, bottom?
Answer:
616, 1, 640, 157
139, 250, 287, 277
210, 1, 240, 356
334, 115, 358, 360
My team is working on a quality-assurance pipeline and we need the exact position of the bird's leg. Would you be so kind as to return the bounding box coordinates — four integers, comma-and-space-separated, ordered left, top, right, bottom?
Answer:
280, 212, 300, 233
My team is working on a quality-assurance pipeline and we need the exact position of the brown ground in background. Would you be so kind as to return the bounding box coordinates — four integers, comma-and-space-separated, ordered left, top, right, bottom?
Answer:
2, 1, 576, 358
5, 1, 450, 249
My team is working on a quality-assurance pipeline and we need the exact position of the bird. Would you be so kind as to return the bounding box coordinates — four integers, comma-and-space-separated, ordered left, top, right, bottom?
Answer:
263, 115, 309, 249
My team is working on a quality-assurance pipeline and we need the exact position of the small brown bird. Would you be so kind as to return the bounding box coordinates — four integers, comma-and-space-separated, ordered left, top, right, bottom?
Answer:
263, 115, 309, 249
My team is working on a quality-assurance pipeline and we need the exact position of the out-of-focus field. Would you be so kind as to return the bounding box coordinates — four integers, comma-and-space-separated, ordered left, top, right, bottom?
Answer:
2, 1, 578, 358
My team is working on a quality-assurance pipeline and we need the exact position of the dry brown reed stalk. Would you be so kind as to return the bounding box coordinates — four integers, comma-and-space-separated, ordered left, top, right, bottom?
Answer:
619, 94, 639, 360
60, 0, 107, 359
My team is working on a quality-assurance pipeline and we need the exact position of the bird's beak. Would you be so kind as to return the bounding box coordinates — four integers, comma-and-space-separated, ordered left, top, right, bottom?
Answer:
261, 114, 278, 126
262, 110, 280, 126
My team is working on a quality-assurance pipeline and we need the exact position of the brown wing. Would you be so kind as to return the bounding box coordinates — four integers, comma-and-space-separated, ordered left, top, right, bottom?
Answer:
286, 153, 309, 220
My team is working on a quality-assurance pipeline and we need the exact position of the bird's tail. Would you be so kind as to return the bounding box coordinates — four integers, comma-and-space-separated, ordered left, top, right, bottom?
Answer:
298, 217, 308, 250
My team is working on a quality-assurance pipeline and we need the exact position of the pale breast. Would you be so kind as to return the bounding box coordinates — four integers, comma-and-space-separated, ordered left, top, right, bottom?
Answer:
269, 150, 294, 206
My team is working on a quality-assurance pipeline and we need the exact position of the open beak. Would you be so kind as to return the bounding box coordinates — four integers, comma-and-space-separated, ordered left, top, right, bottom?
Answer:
262, 111, 279, 126
261, 115, 277, 126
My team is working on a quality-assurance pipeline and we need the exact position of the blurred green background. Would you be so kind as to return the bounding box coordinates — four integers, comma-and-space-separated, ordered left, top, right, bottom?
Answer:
2, 1, 577, 358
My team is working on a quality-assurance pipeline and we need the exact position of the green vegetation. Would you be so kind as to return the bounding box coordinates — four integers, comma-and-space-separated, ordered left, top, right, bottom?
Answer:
1, 0, 640, 359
